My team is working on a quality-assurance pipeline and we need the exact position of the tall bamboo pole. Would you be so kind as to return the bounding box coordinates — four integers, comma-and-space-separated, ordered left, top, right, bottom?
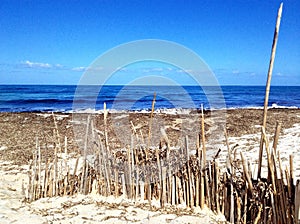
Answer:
258, 3, 283, 179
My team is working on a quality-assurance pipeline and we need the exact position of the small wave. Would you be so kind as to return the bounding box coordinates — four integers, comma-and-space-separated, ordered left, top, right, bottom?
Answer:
270, 103, 299, 109
225, 104, 299, 110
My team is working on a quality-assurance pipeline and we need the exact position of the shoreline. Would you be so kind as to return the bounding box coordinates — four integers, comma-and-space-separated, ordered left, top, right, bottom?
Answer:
1, 105, 299, 114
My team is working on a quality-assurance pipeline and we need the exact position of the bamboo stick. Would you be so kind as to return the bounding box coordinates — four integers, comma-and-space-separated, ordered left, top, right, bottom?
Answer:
147, 92, 156, 160
131, 136, 135, 198
140, 181, 144, 200
161, 128, 172, 204
53, 136, 58, 196
127, 146, 132, 199
32, 142, 38, 200
195, 134, 201, 208
210, 162, 215, 210
277, 179, 288, 224
43, 159, 49, 197
103, 102, 109, 152
286, 166, 292, 200
272, 122, 281, 153
63, 166, 69, 196
172, 175, 176, 205
49, 168, 53, 197
263, 198, 267, 224
258, 2, 283, 179
271, 193, 277, 224
184, 136, 190, 207
240, 152, 253, 193
121, 174, 126, 198
98, 134, 111, 196
80, 159, 86, 193
37, 137, 41, 199
229, 178, 234, 223
243, 188, 248, 224
295, 180, 300, 223
200, 105, 206, 210
182, 175, 187, 205
155, 148, 161, 201
73, 157, 79, 176
64, 136, 68, 154
195, 172, 199, 207
81, 115, 90, 194
114, 167, 119, 198
262, 127, 277, 194
190, 170, 195, 208
196, 133, 201, 158
146, 171, 151, 206
175, 174, 179, 205
222, 173, 227, 217
254, 204, 263, 224
200, 163, 205, 209
177, 175, 184, 205
289, 155, 294, 186
28, 161, 33, 201
161, 167, 167, 208
134, 148, 140, 200
236, 196, 241, 224
200, 104, 206, 167
224, 129, 233, 176
215, 160, 220, 213
205, 166, 211, 209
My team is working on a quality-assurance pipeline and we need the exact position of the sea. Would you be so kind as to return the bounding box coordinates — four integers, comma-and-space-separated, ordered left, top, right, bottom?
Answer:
0, 85, 299, 112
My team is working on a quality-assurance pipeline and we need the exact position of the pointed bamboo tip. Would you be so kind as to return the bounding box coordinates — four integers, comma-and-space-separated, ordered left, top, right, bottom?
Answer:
278, 2, 283, 14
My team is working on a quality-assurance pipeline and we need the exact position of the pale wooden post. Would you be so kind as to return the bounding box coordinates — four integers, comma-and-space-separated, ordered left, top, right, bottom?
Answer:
258, 3, 283, 179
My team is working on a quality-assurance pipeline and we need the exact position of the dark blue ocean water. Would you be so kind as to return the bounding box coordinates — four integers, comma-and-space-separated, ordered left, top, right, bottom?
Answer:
0, 85, 299, 112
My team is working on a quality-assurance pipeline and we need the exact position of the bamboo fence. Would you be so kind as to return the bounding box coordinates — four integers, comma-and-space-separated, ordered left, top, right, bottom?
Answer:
26, 108, 300, 224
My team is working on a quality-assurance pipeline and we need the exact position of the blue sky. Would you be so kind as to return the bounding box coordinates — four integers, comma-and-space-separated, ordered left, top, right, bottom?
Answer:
0, 0, 299, 85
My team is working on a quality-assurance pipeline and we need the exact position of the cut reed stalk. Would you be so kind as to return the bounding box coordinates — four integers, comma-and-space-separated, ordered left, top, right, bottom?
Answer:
262, 127, 277, 194
215, 160, 220, 213
98, 134, 111, 196
146, 92, 156, 161
103, 102, 109, 152
295, 180, 300, 222
200, 104, 206, 167
37, 137, 41, 199
155, 148, 161, 201
243, 188, 248, 224
121, 174, 126, 198
254, 204, 262, 224
161, 167, 167, 208
53, 136, 58, 196
240, 152, 253, 193
200, 162, 205, 209
258, 2, 283, 179
289, 155, 294, 187
127, 145, 132, 199
229, 178, 234, 223
43, 159, 49, 198
273, 122, 281, 153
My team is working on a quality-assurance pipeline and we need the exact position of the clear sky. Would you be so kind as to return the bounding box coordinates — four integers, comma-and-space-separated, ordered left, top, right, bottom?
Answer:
0, 0, 299, 85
